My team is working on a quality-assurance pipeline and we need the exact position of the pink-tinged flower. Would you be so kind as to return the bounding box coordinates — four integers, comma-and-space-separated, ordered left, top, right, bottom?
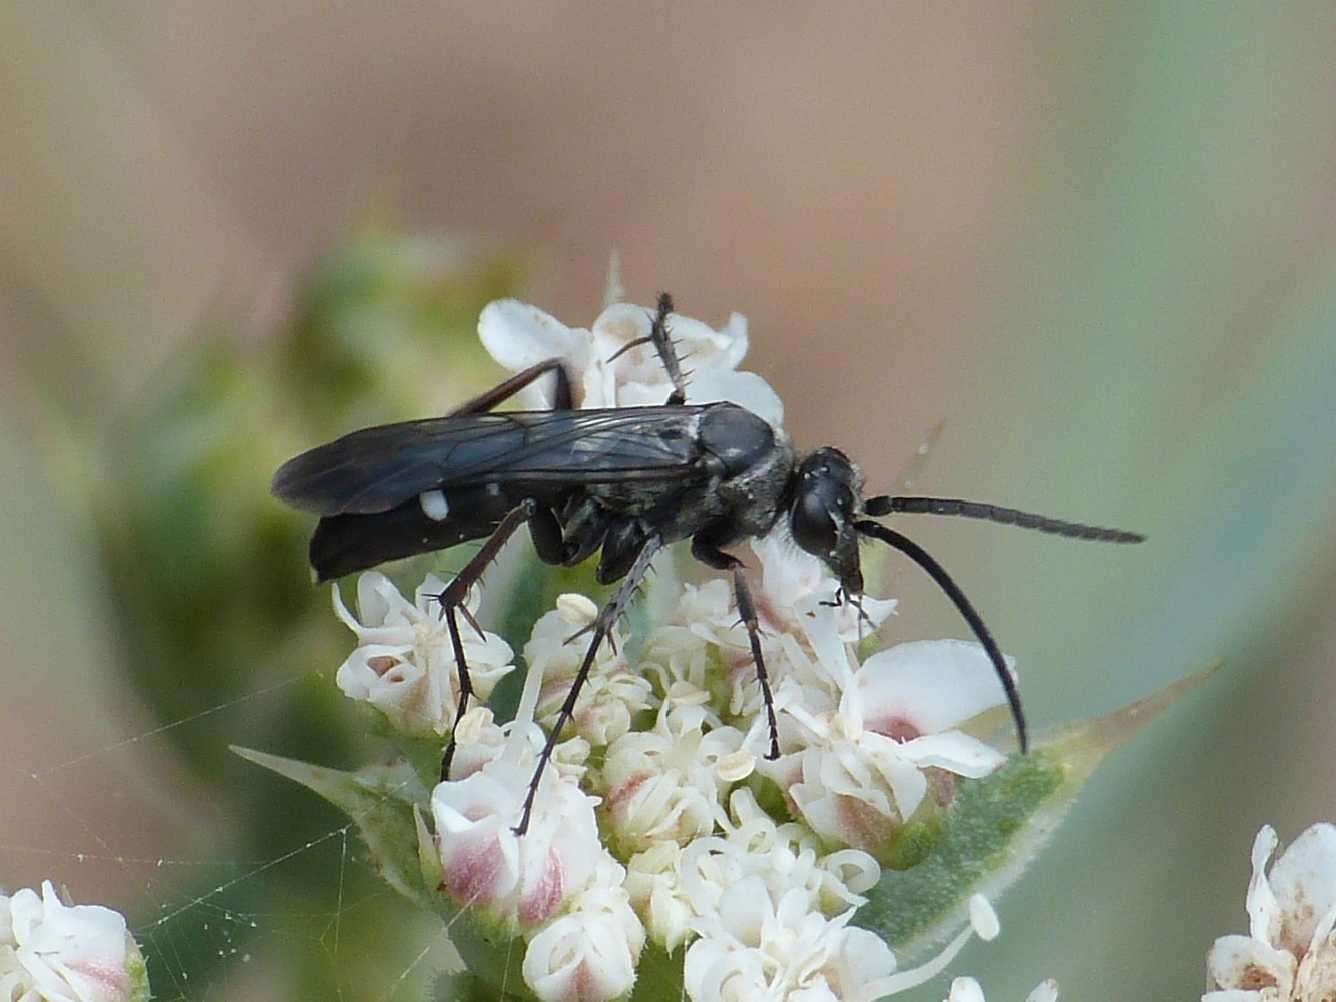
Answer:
760, 606, 1008, 858
521, 859, 646, 1002
1, 881, 145, 1002
601, 703, 745, 851
333, 572, 514, 737
478, 297, 783, 421
1204, 823, 1336, 1001
431, 757, 602, 929
526, 604, 656, 748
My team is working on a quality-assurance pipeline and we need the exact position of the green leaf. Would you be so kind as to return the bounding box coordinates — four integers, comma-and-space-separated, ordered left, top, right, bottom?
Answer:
237, 745, 542, 999
231, 746, 431, 905
125, 933, 152, 1002
628, 944, 688, 1002
856, 665, 1217, 959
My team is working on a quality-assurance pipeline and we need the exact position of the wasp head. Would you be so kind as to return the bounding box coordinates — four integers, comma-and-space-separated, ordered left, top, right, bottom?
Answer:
789, 447, 865, 593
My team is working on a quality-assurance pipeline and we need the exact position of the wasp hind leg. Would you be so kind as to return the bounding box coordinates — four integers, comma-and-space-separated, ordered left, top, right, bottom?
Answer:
446, 357, 574, 416
436, 500, 564, 781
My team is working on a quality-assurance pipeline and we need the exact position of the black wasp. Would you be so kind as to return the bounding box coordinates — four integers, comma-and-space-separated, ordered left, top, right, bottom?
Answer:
273, 294, 1143, 834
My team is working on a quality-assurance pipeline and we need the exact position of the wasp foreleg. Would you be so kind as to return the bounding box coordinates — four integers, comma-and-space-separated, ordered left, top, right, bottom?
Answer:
691, 537, 780, 761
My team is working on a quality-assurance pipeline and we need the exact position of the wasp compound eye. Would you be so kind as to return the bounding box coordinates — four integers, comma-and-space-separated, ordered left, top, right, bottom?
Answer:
792, 490, 839, 557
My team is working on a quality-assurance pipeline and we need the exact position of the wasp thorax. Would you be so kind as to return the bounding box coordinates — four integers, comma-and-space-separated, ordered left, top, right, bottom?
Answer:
790, 447, 864, 591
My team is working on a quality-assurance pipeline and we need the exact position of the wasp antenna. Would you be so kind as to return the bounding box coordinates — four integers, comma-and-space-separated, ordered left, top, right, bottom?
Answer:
856, 519, 1028, 754
864, 495, 1144, 544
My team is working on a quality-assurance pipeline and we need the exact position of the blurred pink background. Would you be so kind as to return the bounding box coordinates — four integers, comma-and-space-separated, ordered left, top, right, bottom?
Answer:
4, 4, 1335, 1000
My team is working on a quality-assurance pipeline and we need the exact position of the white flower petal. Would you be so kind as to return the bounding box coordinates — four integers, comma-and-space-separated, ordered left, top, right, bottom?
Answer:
876, 745, 931, 820
1295, 912, 1336, 1002
6, 882, 134, 1002
715, 875, 771, 948
521, 886, 643, 1002
556, 592, 599, 626
625, 842, 695, 952
863, 902, 987, 999
968, 894, 1000, 941
1026, 979, 1060, 1002
858, 640, 1014, 737
479, 299, 588, 371
948, 977, 987, 1002
818, 925, 898, 1001
899, 731, 1007, 779
1266, 823, 1336, 955
1205, 933, 1295, 996
688, 369, 784, 425
1247, 825, 1282, 946
684, 933, 770, 1002
820, 850, 881, 897
714, 312, 750, 370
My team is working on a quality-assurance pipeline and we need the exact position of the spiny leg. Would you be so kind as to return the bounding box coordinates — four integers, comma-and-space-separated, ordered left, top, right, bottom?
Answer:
856, 519, 1028, 754
606, 292, 689, 405
691, 539, 780, 761
731, 564, 780, 760
513, 536, 663, 835
435, 499, 544, 781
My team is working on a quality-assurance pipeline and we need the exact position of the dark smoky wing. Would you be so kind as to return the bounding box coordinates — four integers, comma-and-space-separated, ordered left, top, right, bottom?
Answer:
271, 406, 709, 516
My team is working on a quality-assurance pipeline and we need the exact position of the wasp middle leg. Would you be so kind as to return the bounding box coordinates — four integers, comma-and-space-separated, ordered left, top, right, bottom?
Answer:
512, 536, 662, 835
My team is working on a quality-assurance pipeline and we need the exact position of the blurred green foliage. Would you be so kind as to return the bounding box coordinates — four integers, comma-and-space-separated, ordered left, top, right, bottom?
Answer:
81, 233, 524, 998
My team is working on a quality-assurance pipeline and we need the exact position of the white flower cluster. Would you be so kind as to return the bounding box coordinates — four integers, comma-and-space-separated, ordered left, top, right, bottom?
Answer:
430, 628, 644, 1002
526, 597, 654, 748
1205, 823, 1336, 1001
0, 881, 142, 1002
334, 571, 515, 737
638, 534, 1008, 862
327, 296, 1019, 1002
477, 295, 782, 422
